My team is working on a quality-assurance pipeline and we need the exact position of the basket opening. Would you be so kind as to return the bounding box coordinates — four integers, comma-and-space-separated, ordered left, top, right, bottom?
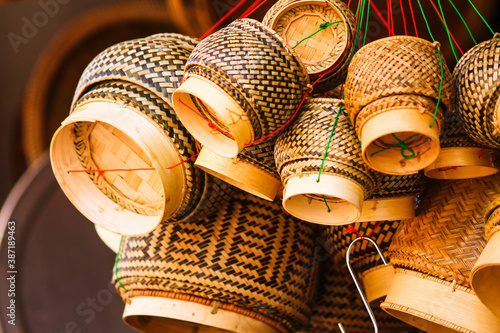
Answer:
125, 315, 231, 333
383, 308, 458, 333
472, 265, 500, 317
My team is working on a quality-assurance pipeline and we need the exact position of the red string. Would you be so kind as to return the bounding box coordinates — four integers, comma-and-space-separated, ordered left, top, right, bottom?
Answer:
200, 0, 248, 39
367, 221, 385, 237
347, 0, 353, 7
428, 0, 464, 55
408, 0, 419, 37
479, 145, 485, 159
437, 166, 459, 172
320, 242, 355, 282
345, 224, 365, 240
400, 0, 408, 35
241, 0, 268, 18
389, 0, 395, 36
338, 84, 344, 99
371, 2, 392, 35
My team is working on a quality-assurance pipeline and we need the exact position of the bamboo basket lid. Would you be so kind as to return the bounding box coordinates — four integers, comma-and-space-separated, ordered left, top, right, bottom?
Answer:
275, 98, 379, 225
51, 81, 232, 235
454, 34, 500, 149
114, 191, 318, 332
359, 172, 426, 222
95, 225, 122, 253
195, 138, 281, 201
425, 106, 500, 179
172, 18, 310, 158
262, 0, 357, 93
382, 175, 500, 332
471, 197, 500, 319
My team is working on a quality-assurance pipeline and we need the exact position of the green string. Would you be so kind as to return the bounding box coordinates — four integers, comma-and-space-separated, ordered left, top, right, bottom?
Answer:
436, 0, 459, 62
416, 0, 436, 41
467, 0, 495, 36
430, 45, 444, 128
115, 236, 129, 292
370, 133, 419, 159
447, 0, 477, 45
322, 195, 331, 213
317, 103, 342, 182
363, 0, 372, 46
292, 21, 344, 49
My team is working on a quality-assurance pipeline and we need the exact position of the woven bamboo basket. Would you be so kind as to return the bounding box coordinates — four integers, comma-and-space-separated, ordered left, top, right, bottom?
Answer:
359, 172, 425, 222
326, 220, 403, 305
454, 34, 500, 149
51, 79, 231, 235
262, 0, 356, 93
303, 229, 419, 333
345, 36, 455, 175
195, 137, 280, 201
114, 191, 318, 333
425, 105, 500, 179
172, 18, 310, 158
274, 98, 379, 225
471, 196, 500, 319
382, 175, 500, 332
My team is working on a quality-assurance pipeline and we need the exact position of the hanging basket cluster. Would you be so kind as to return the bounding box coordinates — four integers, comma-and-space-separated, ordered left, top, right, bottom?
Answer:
47, 0, 500, 332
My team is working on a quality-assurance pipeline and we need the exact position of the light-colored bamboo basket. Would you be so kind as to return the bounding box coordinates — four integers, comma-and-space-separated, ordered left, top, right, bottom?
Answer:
359, 172, 425, 222
274, 98, 379, 225
51, 80, 231, 235
95, 225, 122, 253
262, 0, 357, 93
172, 18, 310, 158
454, 34, 500, 149
382, 175, 500, 332
345, 36, 455, 175
195, 138, 281, 201
114, 191, 318, 333
326, 220, 404, 305
425, 105, 500, 179
471, 196, 500, 319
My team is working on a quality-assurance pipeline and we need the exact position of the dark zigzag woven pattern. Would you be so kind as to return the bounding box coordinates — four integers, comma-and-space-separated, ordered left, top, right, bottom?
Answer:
305, 243, 419, 333
72, 33, 198, 107
344, 36, 454, 128
371, 172, 426, 199
454, 36, 500, 148
275, 98, 379, 196
72, 81, 233, 223
262, 0, 357, 93
389, 175, 500, 288
440, 105, 482, 148
184, 66, 279, 176
183, 18, 310, 140
325, 220, 402, 273
114, 191, 318, 331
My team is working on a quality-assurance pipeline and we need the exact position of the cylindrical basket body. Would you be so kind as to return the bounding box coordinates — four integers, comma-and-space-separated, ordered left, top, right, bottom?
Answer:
275, 98, 379, 225
114, 192, 319, 332
172, 18, 310, 158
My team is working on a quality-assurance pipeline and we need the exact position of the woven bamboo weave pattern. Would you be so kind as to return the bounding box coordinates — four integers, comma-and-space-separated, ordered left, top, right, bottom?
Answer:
305, 243, 419, 333
72, 33, 198, 107
440, 106, 482, 149
344, 36, 454, 127
484, 196, 500, 240
115, 191, 318, 331
275, 98, 379, 196
183, 18, 310, 139
371, 172, 425, 199
73, 81, 232, 223
262, 0, 356, 92
389, 175, 500, 287
454, 35, 500, 148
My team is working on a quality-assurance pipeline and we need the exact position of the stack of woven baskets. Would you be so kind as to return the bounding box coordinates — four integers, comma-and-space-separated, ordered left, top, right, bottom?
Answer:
48, 0, 500, 332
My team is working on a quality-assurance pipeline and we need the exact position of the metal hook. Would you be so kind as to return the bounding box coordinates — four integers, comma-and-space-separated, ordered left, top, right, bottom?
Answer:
338, 237, 389, 333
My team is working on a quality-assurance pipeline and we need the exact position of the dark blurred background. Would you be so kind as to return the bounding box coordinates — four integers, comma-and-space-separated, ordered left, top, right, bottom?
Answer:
0, 0, 499, 332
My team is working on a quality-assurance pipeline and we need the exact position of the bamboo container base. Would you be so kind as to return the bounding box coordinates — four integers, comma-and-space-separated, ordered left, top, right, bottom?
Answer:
95, 225, 121, 253
172, 75, 253, 158
471, 231, 500, 319
195, 147, 280, 201
358, 195, 415, 222
283, 173, 364, 225
50, 101, 185, 236
424, 147, 500, 179
123, 296, 280, 333
381, 269, 500, 333
361, 264, 396, 306
361, 108, 440, 175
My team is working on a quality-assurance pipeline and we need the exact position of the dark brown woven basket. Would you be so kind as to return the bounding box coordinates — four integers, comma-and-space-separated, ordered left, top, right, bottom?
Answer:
172, 18, 310, 158
274, 98, 379, 225
454, 34, 500, 149
262, 0, 357, 93
114, 191, 319, 332
382, 175, 500, 332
